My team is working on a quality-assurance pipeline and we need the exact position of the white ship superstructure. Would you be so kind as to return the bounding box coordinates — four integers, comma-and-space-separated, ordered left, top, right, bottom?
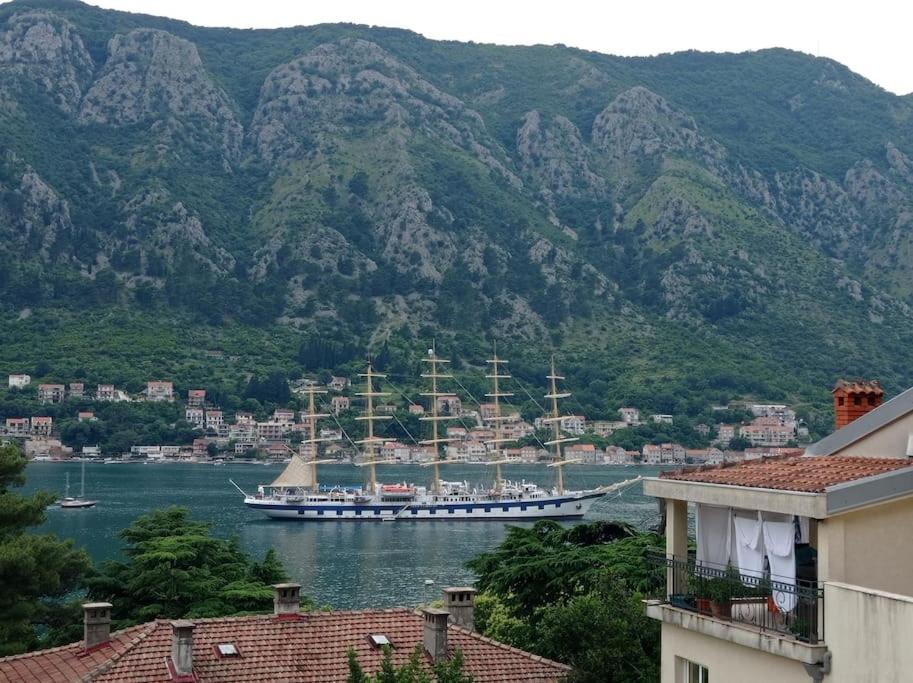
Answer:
239, 350, 639, 521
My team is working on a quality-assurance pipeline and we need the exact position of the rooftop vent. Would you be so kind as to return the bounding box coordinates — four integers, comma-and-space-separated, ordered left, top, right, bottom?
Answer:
369, 634, 391, 648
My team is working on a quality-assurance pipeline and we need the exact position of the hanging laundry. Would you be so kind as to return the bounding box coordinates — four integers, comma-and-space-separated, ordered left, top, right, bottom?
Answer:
696, 504, 732, 571
763, 520, 797, 612
733, 513, 765, 583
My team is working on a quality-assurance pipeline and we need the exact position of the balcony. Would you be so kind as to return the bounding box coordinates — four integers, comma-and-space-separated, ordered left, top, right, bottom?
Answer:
648, 552, 824, 644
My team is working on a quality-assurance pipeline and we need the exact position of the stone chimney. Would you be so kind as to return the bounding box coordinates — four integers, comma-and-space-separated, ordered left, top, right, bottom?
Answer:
833, 379, 884, 430
169, 620, 195, 678
442, 587, 477, 631
421, 608, 450, 664
82, 602, 112, 650
273, 582, 302, 616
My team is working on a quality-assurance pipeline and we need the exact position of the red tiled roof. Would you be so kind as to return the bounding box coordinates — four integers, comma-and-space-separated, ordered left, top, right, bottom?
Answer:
0, 624, 155, 683
658, 455, 913, 493
0, 610, 568, 683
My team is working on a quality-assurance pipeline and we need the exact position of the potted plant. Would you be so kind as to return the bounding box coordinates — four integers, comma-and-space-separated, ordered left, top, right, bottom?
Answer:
702, 564, 744, 619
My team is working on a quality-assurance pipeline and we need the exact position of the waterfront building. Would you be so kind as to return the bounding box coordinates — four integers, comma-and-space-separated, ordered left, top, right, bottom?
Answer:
651, 414, 674, 424
30, 416, 53, 435
331, 396, 350, 415
96, 384, 116, 401
0, 586, 568, 682
68, 382, 85, 398
185, 408, 205, 429
4, 417, 29, 435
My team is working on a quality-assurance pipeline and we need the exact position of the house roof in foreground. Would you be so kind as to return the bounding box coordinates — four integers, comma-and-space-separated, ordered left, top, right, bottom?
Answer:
645, 455, 913, 517
658, 455, 912, 493
0, 610, 568, 683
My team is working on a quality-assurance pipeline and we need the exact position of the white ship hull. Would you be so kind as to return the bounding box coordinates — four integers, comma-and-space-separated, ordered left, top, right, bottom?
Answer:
243, 490, 604, 521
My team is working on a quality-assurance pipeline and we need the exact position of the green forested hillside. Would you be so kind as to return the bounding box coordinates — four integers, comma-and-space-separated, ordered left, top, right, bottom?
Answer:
2, 0, 913, 422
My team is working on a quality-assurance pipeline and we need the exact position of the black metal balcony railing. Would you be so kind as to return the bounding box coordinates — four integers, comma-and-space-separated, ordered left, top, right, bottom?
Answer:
648, 553, 824, 644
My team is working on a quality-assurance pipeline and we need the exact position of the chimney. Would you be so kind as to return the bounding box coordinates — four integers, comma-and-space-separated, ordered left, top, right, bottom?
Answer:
832, 379, 884, 430
442, 587, 477, 631
421, 608, 450, 664
273, 583, 302, 616
169, 620, 195, 678
82, 602, 112, 650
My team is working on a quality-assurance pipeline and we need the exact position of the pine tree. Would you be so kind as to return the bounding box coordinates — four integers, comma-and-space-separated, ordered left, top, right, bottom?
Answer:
0, 444, 90, 655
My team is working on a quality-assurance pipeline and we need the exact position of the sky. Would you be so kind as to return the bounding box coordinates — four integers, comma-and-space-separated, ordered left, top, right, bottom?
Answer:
83, 0, 913, 95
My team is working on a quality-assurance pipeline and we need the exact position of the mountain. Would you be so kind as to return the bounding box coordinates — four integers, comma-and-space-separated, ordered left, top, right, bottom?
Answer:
2, 0, 913, 422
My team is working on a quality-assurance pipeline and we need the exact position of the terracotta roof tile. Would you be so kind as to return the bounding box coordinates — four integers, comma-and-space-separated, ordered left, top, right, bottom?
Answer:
658, 455, 913, 493
0, 610, 568, 683
832, 379, 884, 395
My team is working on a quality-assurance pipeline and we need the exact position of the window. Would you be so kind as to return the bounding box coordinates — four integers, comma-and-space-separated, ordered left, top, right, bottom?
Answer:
678, 658, 709, 683
837, 397, 845, 406
853, 396, 862, 406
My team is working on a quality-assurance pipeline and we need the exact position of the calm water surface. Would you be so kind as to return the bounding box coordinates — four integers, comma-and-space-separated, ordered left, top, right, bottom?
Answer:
25, 462, 660, 608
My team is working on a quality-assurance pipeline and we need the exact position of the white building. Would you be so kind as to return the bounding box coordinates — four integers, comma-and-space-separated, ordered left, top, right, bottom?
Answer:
7, 374, 30, 389
145, 381, 174, 402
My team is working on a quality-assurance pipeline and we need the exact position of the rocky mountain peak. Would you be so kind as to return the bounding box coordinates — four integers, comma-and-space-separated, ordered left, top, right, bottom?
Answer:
517, 110, 607, 205
591, 85, 724, 165
79, 28, 242, 162
0, 10, 94, 113
250, 37, 516, 184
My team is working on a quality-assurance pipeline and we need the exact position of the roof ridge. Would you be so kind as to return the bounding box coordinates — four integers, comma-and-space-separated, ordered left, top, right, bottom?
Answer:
448, 623, 571, 671
0, 623, 153, 664
83, 622, 161, 682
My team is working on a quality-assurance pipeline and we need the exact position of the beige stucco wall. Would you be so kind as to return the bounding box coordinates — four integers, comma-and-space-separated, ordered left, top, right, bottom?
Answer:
818, 496, 913, 597
831, 411, 913, 457
659, 623, 809, 683
824, 582, 913, 682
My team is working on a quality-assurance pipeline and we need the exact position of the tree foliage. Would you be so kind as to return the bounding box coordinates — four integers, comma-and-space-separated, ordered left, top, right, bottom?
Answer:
84, 507, 293, 626
0, 443, 90, 655
468, 520, 662, 682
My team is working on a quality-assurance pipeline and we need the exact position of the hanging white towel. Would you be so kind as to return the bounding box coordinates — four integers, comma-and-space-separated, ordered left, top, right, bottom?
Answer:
733, 513, 765, 583
696, 504, 732, 571
763, 520, 797, 612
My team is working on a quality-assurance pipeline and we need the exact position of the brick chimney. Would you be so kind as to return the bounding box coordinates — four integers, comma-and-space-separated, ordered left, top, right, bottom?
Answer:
169, 620, 195, 679
833, 379, 884, 430
273, 583, 301, 617
421, 608, 450, 664
82, 602, 112, 651
442, 587, 477, 631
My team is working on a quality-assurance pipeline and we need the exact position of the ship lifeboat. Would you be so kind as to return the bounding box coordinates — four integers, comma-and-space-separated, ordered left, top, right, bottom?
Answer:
380, 484, 415, 501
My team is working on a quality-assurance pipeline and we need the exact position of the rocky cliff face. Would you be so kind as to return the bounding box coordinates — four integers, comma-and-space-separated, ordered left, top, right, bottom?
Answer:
0, 10, 93, 112
3, 2, 913, 389
80, 29, 242, 164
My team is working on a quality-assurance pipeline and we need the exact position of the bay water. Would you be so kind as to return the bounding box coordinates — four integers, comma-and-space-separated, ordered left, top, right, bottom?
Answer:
25, 461, 661, 608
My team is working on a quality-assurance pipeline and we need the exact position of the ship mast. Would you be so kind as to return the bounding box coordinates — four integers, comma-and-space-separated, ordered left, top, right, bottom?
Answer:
544, 356, 578, 495
485, 350, 514, 494
420, 343, 457, 495
355, 361, 391, 494
304, 383, 329, 490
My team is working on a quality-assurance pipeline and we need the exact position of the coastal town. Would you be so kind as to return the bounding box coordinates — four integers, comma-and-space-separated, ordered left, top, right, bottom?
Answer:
2, 371, 811, 466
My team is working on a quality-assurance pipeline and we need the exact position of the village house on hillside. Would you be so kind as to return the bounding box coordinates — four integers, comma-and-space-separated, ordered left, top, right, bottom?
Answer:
7, 373, 30, 389
37, 383, 65, 404
145, 381, 174, 402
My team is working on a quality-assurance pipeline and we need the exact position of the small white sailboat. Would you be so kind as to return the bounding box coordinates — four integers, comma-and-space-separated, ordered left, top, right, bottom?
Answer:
59, 460, 97, 508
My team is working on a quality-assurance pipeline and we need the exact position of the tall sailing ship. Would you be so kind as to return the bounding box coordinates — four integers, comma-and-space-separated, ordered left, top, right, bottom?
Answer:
238, 350, 639, 521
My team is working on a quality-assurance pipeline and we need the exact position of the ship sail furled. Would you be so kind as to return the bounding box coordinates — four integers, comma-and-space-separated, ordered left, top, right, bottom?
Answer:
420, 344, 460, 494
355, 361, 392, 495
484, 351, 514, 493
270, 453, 316, 489
543, 356, 579, 495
